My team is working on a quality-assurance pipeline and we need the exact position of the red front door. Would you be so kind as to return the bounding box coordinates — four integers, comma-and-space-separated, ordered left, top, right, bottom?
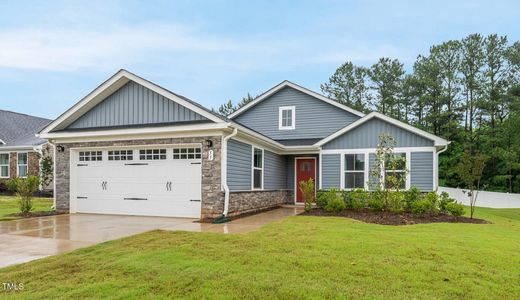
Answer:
295, 158, 316, 203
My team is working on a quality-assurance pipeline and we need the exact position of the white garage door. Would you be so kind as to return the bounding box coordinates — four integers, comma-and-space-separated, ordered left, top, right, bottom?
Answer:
72, 146, 202, 218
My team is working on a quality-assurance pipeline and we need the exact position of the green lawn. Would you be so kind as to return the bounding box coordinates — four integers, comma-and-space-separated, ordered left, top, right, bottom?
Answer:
1, 207, 519, 299
0, 196, 54, 221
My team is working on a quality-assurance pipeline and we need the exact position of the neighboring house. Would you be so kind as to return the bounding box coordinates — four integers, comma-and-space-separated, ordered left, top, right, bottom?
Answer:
0, 110, 52, 189
38, 70, 449, 219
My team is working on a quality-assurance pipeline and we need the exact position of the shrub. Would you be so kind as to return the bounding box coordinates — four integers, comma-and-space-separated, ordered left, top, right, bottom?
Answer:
410, 199, 433, 215
316, 190, 329, 208
367, 190, 385, 211
404, 186, 420, 212
6, 176, 40, 213
423, 192, 439, 214
325, 195, 346, 212
387, 192, 405, 213
438, 192, 456, 213
446, 202, 465, 217
298, 178, 315, 213
342, 189, 368, 210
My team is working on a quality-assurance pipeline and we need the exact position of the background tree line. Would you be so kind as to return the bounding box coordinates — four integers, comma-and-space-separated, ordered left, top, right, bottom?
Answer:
321, 34, 520, 193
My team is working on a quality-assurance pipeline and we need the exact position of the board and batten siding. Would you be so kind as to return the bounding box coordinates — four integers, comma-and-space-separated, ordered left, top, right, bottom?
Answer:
227, 139, 288, 191
323, 117, 434, 149
410, 152, 434, 191
233, 87, 360, 140
321, 154, 341, 189
68, 81, 208, 129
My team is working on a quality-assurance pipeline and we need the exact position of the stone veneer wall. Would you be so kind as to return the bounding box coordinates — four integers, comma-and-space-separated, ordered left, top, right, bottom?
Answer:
54, 136, 224, 217
227, 190, 293, 217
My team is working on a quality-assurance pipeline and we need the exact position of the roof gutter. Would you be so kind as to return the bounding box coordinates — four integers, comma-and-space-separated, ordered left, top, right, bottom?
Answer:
220, 127, 238, 217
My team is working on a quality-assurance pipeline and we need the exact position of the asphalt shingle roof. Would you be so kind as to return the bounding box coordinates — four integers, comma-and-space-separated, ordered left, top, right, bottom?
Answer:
0, 110, 51, 147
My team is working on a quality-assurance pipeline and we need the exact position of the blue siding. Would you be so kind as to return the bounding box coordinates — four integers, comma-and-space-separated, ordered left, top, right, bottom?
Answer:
321, 154, 341, 189
227, 139, 252, 191
264, 150, 287, 190
68, 81, 208, 129
411, 152, 434, 191
368, 153, 379, 190
323, 117, 434, 149
233, 87, 360, 140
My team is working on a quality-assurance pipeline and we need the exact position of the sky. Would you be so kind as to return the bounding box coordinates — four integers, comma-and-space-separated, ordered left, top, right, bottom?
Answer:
0, 0, 519, 120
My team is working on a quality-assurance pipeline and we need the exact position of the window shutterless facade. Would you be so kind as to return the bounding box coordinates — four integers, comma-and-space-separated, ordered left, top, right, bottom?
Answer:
0, 153, 9, 178
384, 153, 406, 190
278, 106, 295, 130
344, 154, 365, 189
252, 147, 264, 189
17, 152, 28, 177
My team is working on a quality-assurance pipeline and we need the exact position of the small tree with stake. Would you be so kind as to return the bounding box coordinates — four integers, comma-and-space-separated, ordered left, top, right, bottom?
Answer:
456, 150, 487, 218
6, 176, 40, 214
298, 178, 315, 212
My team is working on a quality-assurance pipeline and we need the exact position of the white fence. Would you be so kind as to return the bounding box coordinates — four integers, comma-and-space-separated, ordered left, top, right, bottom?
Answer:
438, 187, 520, 208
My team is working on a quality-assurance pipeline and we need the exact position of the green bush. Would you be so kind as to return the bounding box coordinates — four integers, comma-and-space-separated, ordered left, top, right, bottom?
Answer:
387, 192, 405, 213
423, 192, 439, 214
446, 202, 465, 217
438, 192, 456, 213
325, 196, 346, 212
404, 186, 420, 212
367, 190, 385, 211
410, 199, 433, 215
298, 178, 315, 213
6, 176, 40, 213
316, 190, 329, 208
342, 189, 368, 210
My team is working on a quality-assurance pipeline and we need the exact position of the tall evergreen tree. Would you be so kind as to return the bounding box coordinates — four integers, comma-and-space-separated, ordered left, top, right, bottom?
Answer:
369, 58, 405, 120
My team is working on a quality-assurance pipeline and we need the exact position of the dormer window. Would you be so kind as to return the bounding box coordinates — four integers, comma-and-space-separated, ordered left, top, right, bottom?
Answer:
278, 106, 295, 130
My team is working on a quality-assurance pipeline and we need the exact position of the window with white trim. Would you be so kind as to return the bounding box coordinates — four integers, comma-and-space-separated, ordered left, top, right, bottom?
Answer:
173, 148, 201, 159
79, 151, 102, 162
17, 153, 28, 177
344, 154, 365, 189
108, 150, 133, 161
0, 153, 9, 178
384, 153, 406, 190
139, 149, 166, 160
252, 147, 264, 189
278, 106, 295, 130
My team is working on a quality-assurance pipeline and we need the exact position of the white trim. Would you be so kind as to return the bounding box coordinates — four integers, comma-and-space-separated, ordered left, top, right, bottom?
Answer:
0, 139, 5, 145
342, 153, 367, 191
221, 128, 238, 216
0, 145, 42, 151
278, 106, 296, 130
39, 69, 225, 134
229, 80, 365, 119
321, 146, 436, 155
318, 150, 323, 190
294, 157, 317, 204
315, 112, 449, 147
0, 152, 9, 178
68, 143, 201, 151
16, 152, 28, 178
39, 123, 230, 140
251, 146, 264, 190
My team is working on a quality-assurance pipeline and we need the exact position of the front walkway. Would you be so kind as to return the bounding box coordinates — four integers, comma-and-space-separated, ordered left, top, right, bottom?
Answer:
0, 207, 302, 268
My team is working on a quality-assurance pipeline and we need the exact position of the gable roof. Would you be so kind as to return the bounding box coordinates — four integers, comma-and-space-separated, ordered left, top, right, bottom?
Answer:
0, 109, 51, 147
315, 112, 449, 147
39, 69, 227, 134
228, 80, 366, 119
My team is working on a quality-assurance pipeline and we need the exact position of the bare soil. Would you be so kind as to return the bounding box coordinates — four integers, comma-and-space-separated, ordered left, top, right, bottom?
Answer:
300, 208, 489, 225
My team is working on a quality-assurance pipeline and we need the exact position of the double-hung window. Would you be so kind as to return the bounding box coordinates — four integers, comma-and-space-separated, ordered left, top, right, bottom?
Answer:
0, 153, 9, 178
252, 147, 264, 190
344, 154, 365, 189
278, 106, 295, 130
384, 153, 406, 190
17, 153, 28, 177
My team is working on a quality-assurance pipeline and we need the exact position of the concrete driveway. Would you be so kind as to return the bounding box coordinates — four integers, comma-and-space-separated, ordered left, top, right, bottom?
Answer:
0, 207, 302, 268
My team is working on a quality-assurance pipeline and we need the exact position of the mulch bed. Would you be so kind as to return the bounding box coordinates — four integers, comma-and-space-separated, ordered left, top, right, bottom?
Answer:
300, 208, 489, 225
7, 211, 63, 219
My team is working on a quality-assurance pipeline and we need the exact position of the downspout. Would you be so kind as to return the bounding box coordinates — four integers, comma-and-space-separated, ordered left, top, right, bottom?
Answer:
45, 140, 57, 210
435, 144, 449, 191
220, 127, 238, 217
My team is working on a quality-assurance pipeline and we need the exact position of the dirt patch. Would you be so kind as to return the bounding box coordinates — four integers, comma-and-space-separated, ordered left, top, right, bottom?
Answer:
300, 208, 489, 225
7, 210, 63, 219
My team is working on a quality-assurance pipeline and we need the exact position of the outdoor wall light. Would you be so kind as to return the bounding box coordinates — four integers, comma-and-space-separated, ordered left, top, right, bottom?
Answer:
205, 140, 213, 148
56, 145, 65, 152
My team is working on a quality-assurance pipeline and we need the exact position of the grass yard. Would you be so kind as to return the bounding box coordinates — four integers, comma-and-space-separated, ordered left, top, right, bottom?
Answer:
0, 196, 54, 221
0, 206, 519, 299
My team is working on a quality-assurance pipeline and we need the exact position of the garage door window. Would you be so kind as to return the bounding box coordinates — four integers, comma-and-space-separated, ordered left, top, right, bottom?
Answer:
79, 151, 102, 162
108, 150, 133, 161
173, 148, 201, 159
139, 149, 166, 160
